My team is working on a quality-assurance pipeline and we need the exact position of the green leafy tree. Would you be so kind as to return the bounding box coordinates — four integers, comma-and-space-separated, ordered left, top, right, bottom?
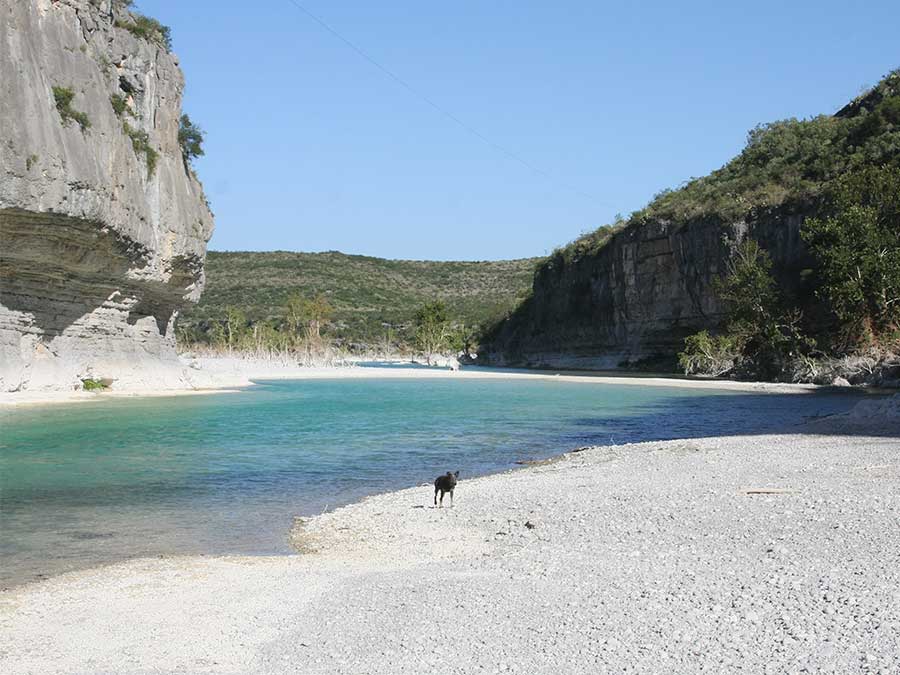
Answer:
209, 321, 227, 348
414, 300, 451, 359
802, 166, 900, 340
448, 323, 474, 356
713, 238, 779, 331
224, 306, 247, 350
306, 294, 333, 339
284, 292, 332, 342
680, 239, 812, 378
249, 320, 287, 353
284, 293, 306, 342
178, 114, 205, 163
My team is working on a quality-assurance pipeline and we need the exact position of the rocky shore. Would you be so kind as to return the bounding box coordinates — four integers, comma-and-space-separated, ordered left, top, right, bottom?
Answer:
2, 417, 898, 674
0, 356, 836, 408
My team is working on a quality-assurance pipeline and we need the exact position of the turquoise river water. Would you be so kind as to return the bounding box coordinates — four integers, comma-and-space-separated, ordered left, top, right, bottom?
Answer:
0, 373, 864, 587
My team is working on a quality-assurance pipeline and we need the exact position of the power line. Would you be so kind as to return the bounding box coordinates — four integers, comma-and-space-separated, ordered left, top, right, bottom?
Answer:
282, 0, 605, 205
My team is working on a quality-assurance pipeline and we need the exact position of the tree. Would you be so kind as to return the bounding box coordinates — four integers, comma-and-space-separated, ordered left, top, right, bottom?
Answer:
284, 292, 332, 342
251, 320, 286, 353
713, 238, 779, 332
178, 114, 205, 163
802, 166, 900, 340
284, 293, 306, 343
224, 306, 247, 350
306, 294, 333, 340
209, 321, 227, 348
679, 238, 812, 379
414, 301, 451, 361
448, 322, 478, 357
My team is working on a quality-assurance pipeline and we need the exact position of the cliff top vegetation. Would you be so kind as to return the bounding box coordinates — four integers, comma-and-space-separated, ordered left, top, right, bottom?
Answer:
545, 69, 900, 272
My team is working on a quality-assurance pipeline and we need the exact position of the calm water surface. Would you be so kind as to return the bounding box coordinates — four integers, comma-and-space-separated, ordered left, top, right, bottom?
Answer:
0, 374, 863, 587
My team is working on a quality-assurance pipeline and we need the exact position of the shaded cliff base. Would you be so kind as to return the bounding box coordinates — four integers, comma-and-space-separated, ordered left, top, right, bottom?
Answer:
478, 348, 670, 372
0, 210, 190, 392
2, 423, 898, 673
480, 347, 900, 389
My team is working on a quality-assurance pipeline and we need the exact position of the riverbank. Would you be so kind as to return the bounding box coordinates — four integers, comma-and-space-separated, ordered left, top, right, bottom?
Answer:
2, 421, 898, 673
0, 355, 830, 408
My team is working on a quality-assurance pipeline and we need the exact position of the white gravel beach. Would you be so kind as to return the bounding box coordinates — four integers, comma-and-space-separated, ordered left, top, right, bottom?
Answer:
2, 419, 898, 674
0, 356, 824, 408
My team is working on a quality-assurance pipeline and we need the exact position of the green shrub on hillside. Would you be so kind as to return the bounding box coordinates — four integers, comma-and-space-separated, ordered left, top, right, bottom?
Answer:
541, 69, 900, 273
640, 72, 900, 225
115, 13, 172, 51
110, 94, 130, 117
52, 86, 91, 131
712, 239, 779, 330
546, 222, 626, 270
123, 122, 158, 175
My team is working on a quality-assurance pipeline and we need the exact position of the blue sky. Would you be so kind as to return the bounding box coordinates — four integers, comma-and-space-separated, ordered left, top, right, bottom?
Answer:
138, 0, 898, 260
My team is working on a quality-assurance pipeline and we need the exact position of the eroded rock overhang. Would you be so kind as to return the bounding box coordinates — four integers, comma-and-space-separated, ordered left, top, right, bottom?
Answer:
0, 0, 214, 391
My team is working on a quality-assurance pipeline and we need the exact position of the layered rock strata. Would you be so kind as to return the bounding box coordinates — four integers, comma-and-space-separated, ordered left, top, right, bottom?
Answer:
0, 0, 213, 390
481, 207, 813, 370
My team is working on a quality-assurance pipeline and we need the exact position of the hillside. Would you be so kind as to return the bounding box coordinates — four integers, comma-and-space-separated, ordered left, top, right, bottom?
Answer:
480, 69, 900, 372
180, 251, 540, 346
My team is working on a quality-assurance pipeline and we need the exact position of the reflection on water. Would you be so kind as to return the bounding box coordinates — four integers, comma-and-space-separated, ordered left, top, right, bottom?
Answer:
0, 375, 865, 587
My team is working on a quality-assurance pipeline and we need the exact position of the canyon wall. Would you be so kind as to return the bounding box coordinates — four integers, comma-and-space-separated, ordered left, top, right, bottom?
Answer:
0, 0, 214, 390
480, 207, 816, 370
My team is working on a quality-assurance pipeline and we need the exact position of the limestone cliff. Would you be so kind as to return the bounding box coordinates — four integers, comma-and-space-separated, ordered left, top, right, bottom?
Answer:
480, 206, 813, 370
0, 0, 214, 390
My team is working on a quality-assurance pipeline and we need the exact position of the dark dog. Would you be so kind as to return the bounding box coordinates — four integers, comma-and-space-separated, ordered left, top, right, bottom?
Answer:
434, 471, 459, 507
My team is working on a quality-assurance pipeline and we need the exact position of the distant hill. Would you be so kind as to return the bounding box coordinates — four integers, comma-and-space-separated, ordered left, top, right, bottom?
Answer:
181, 250, 541, 345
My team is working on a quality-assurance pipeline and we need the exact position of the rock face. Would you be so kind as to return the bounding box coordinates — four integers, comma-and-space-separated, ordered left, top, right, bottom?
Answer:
480, 205, 815, 370
0, 0, 213, 390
